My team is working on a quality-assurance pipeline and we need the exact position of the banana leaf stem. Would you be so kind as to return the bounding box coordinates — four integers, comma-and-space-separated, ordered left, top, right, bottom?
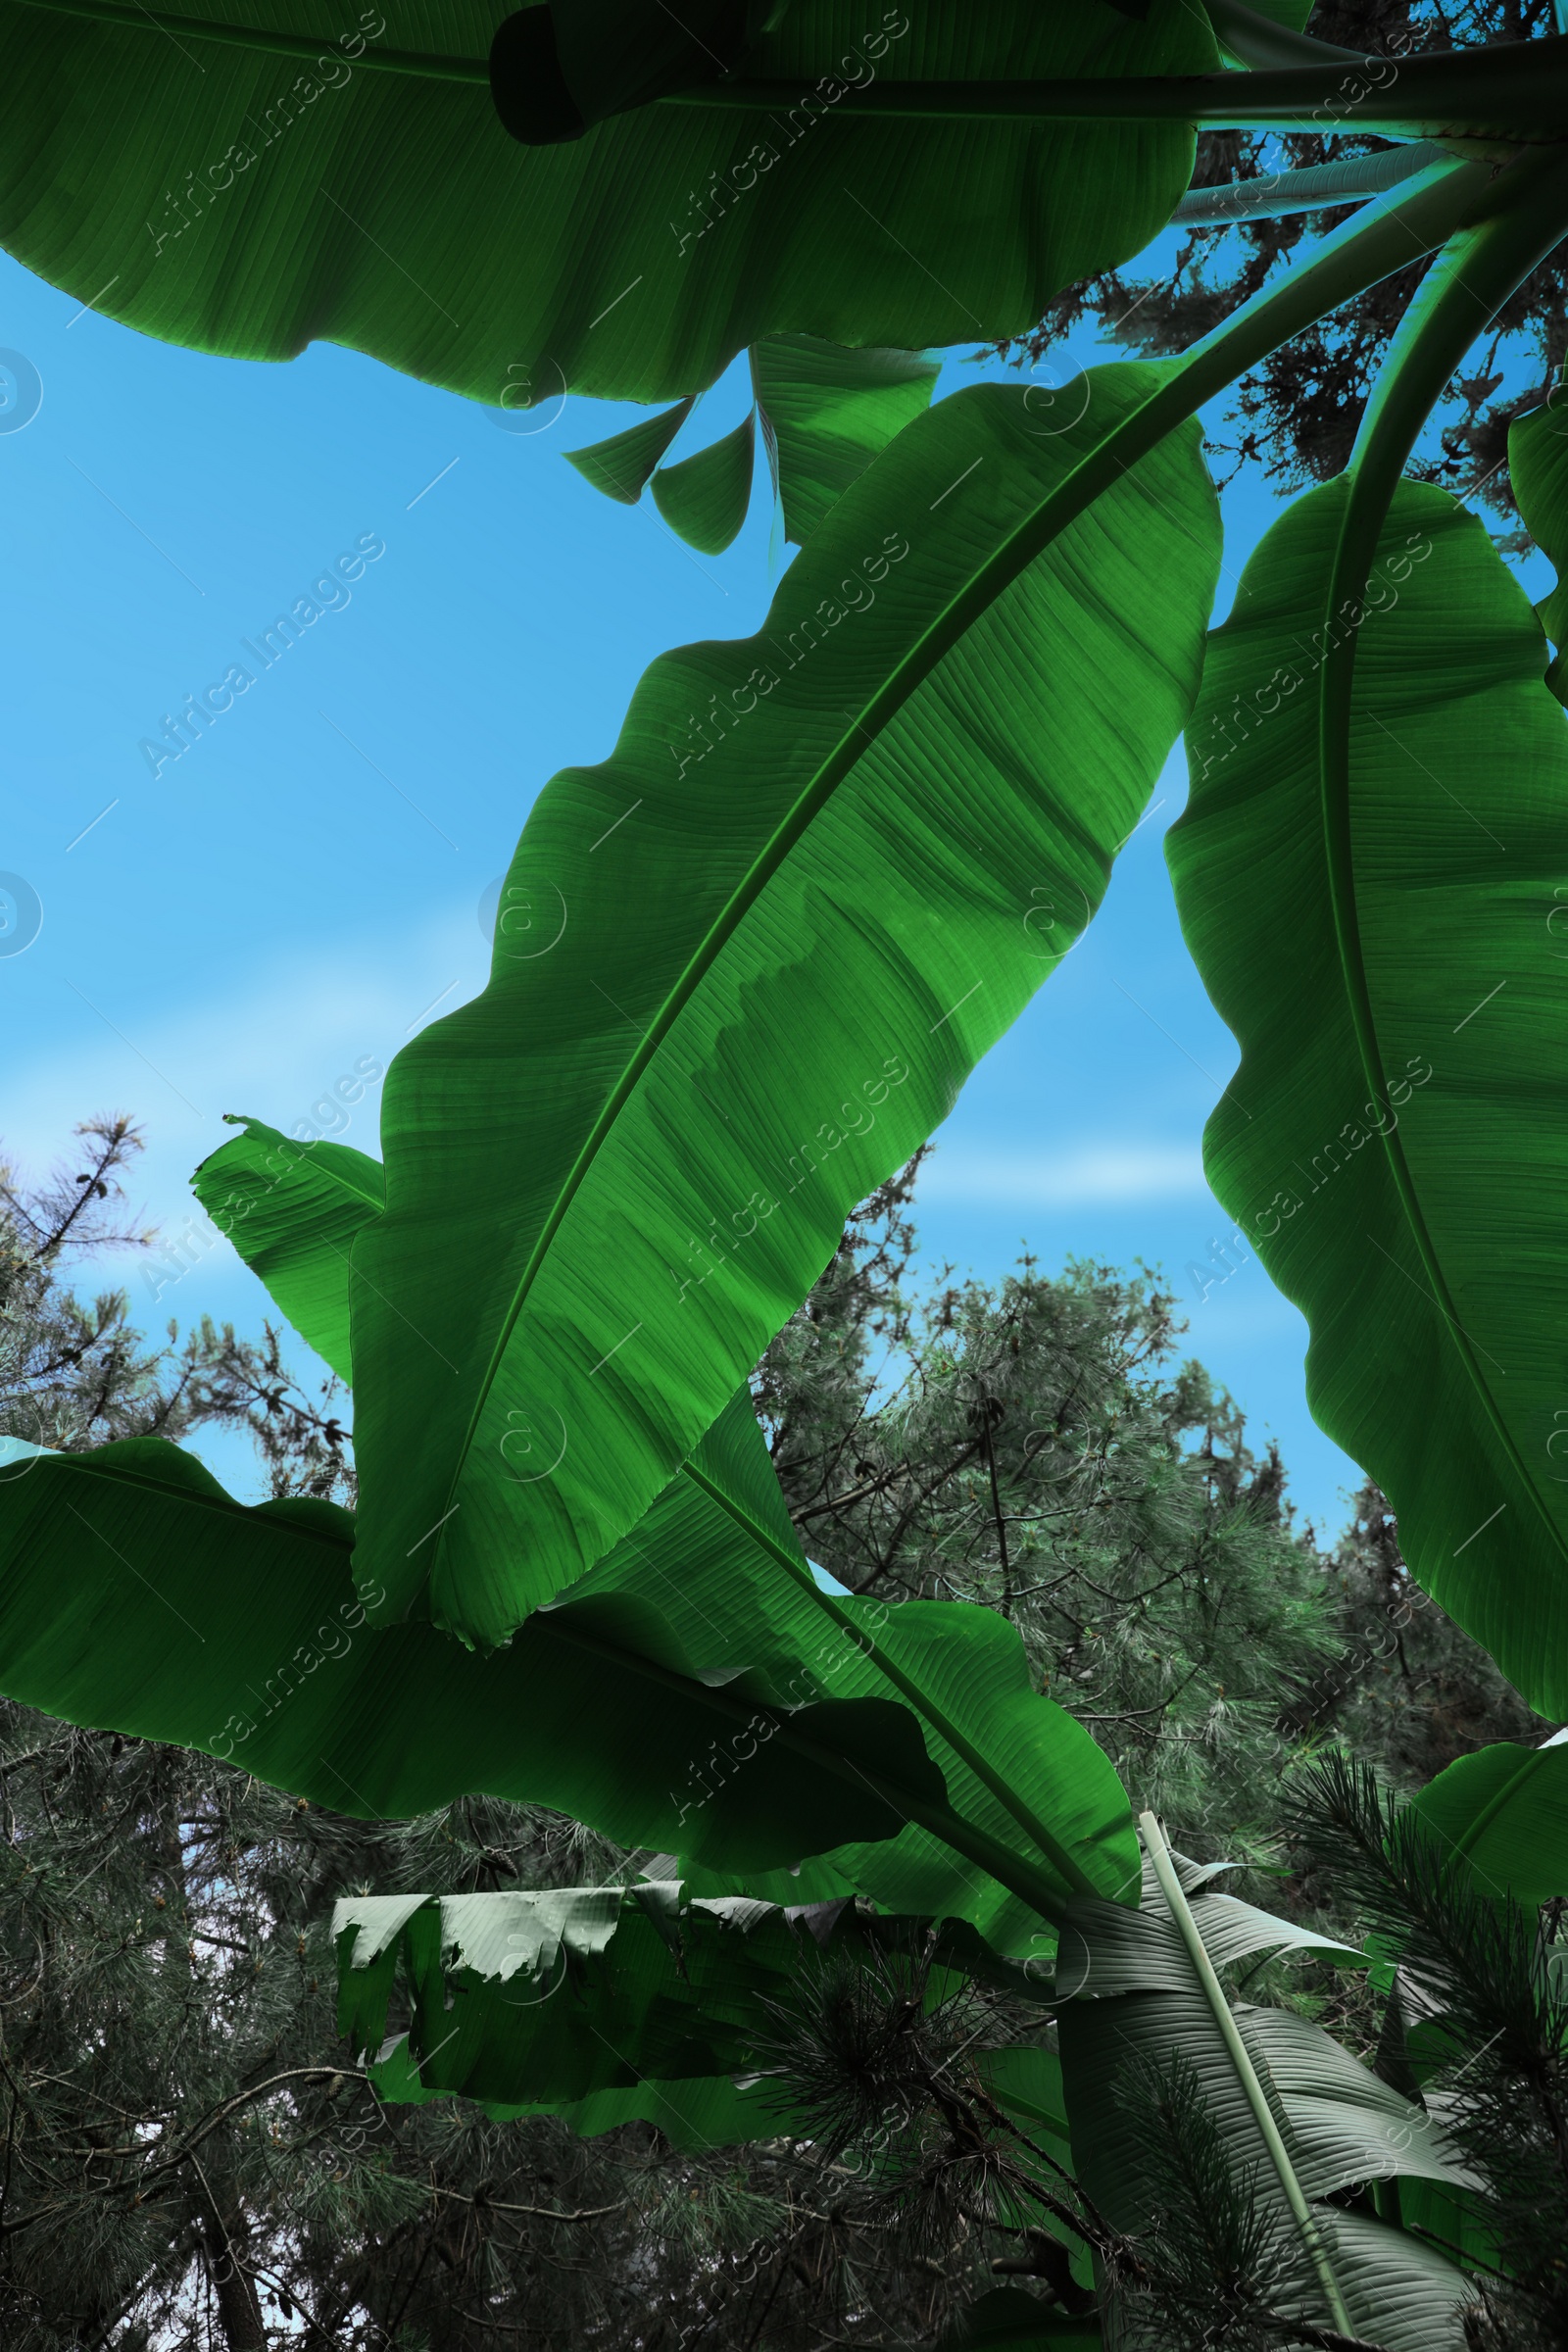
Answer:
1140, 1810, 1354, 2336
1202, 0, 1369, 69
1319, 142, 1568, 1594
674, 45, 1566, 139
1174, 143, 1450, 226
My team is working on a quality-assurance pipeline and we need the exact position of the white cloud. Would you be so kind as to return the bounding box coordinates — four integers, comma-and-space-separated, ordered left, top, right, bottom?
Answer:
920, 1143, 1210, 1210
3, 903, 491, 1306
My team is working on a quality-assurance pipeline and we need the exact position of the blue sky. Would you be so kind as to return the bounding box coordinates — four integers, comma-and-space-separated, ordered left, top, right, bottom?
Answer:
0, 239, 1482, 1539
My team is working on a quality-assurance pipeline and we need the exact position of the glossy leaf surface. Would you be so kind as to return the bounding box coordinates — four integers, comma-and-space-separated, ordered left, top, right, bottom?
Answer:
0, 0, 1213, 406
352, 369, 1220, 1644
753, 334, 941, 543
1169, 479, 1568, 1714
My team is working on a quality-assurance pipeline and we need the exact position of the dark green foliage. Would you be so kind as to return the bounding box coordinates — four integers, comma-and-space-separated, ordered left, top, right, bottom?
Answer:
1285, 1752, 1568, 2350
0, 1128, 1551, 2346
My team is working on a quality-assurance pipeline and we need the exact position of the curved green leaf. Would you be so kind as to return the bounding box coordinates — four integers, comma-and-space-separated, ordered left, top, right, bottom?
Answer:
575, 333, 939, 552
651, 411, 756, 552
719, 1602, 1138, 1943
190, 1115, 382, 1382
1168, 478, 1568, 1715
564, 396, 695, 503
0, 0, 1214, 406
1057, 1846, 1475, 2350
351, 368, 1220, 1645
753, 334, 940, 545
1408, 1739, 1568, 1911
0, 1439, 945, 1874
0, 1415, 1139, 1927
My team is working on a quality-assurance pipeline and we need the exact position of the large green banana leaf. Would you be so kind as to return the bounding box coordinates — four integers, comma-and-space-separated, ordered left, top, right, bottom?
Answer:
1168, 478, 1568, 1716
0, 1437, 951, 1873
1057, 1837, 1477, 2350
181, 1122, 1139, 1935
567, 334, 941, 551
333, 1879, 1038, 2119
352, 368, 1221, 1646
1408, 1739, 1568, 1912
0, 0, 1213, 406
576, 1516, 1140, 1945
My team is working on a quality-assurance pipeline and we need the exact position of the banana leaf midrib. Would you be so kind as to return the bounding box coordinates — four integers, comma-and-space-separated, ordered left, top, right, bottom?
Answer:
422, 407, 1189, 1596
416, 160, 1487, 1602
42, 1451, 1069, 1921
538, 1610, 1074, 1926
681, 1455, 1103, 1899
1429, 1748, 1538, 1877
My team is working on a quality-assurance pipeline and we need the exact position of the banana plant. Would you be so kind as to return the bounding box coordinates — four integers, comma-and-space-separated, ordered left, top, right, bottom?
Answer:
11, 0, 1568, 1703
6, 0, 1568, 2333
327, 1822, 1486, 2345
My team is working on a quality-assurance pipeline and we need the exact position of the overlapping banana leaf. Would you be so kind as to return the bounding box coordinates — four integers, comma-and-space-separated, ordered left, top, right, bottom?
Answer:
184, 1119, 1140, 1936
0, 0, 1214, 406
1168, 477, 1568, 1715
566, 335, 940, 552
1057, 1830, 1478, 2349
0, 1435, 952, 1872
351, 367, 1221, 1646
